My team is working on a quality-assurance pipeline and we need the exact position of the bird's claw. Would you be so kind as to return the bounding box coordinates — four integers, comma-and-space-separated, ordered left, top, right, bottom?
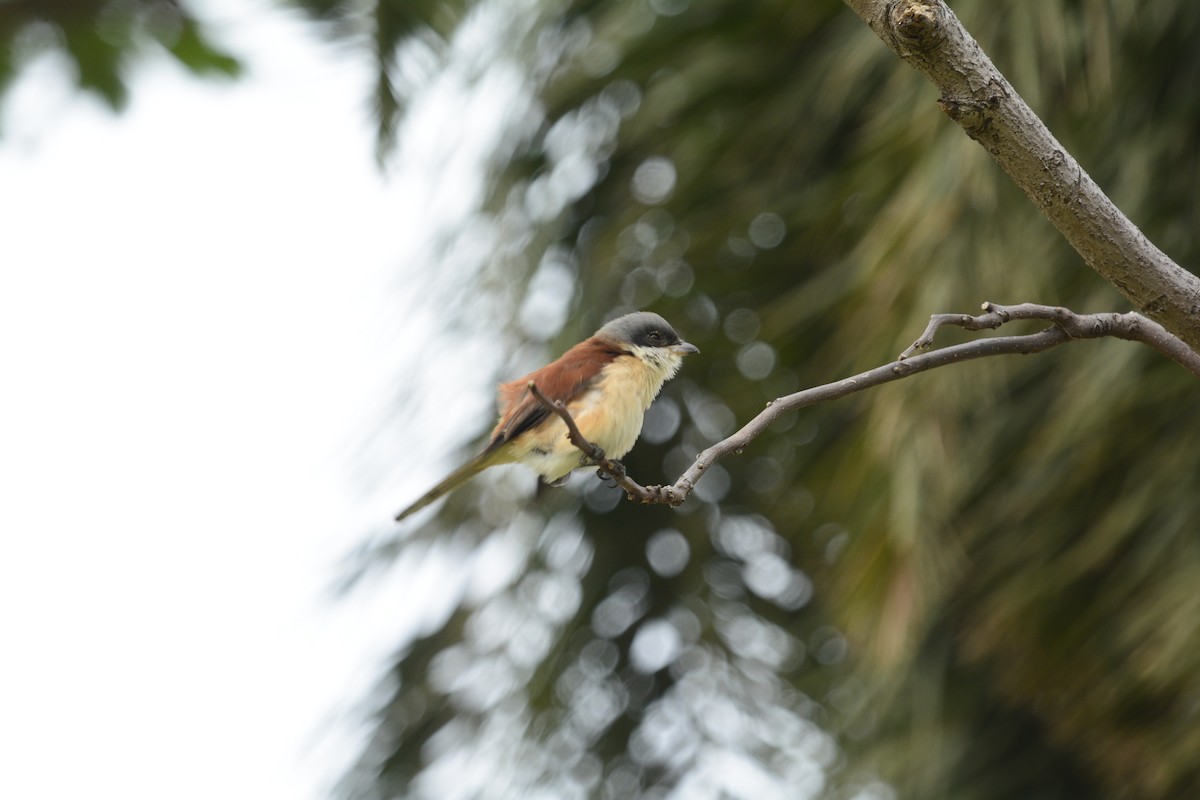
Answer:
595, 458, 627, 488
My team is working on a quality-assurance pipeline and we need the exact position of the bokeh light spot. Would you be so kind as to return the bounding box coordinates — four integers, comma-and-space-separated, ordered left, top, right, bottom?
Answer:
722, 307, 761, 343
631, 156, 676, 204
642, 397, 682, 444
646, 528, 690, 576
736, 341, 777, 380
630, 618, 683, 673
748, 211, 786, 249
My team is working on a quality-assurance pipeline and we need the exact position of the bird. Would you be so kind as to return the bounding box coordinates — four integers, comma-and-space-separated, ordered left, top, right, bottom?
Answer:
395, 311, 699, 521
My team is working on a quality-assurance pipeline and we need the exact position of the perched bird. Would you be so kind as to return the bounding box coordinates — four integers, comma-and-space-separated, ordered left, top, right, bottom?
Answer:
395, 311, 699, 521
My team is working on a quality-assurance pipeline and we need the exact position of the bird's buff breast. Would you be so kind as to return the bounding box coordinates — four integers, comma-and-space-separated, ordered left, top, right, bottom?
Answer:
516, 353, 678, 482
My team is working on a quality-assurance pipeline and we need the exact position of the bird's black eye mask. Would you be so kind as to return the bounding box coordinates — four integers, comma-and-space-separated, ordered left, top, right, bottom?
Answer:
634, 326, 679, 348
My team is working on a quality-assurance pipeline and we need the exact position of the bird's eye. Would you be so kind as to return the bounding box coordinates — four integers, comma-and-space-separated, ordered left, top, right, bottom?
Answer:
647, 330, 664, 345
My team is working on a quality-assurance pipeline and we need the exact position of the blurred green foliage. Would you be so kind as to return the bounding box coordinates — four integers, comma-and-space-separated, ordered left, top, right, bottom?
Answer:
0, 0, 238, 113
291, 0, 475, 159
336, 0, 1200, 798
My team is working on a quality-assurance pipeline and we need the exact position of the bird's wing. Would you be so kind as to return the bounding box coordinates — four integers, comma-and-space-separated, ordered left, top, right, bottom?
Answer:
487, 337, 622, 451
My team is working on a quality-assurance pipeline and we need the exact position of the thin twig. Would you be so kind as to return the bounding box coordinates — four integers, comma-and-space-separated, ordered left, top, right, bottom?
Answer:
664, 327, 1070, 506
525, 382, 665, 504
525, 381, 604, 463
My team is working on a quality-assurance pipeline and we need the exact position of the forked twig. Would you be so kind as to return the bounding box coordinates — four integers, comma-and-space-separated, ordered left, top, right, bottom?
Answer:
900, 302, 1200, 376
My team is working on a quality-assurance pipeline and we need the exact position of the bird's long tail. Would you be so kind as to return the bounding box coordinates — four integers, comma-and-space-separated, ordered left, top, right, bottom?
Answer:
394, 452, 497, 521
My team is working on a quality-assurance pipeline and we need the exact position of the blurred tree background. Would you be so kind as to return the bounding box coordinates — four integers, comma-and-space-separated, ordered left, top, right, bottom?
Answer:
8, 0, 1197, 798
0, 0, 239, 117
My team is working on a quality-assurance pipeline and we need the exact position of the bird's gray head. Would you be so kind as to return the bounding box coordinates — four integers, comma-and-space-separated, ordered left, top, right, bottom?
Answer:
596, 311, 699, 357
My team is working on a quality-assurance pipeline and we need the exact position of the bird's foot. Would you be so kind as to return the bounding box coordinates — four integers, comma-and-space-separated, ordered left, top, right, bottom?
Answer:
595, 458, 627, 488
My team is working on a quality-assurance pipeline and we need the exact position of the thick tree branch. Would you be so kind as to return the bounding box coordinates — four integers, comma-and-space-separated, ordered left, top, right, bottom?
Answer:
839, 0, 1200, 352
532, 303, 1200, 508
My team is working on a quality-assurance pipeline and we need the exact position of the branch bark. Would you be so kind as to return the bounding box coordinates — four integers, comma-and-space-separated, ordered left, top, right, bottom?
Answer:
532, 303, 1200, 508
839, 0, 1200, 352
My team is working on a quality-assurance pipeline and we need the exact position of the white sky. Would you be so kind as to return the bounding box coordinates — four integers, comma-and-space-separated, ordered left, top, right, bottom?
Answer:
0, 2, 518, 798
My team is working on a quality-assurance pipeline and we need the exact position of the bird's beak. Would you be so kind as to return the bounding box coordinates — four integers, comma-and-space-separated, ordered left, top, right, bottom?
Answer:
673, 341, 700, 356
